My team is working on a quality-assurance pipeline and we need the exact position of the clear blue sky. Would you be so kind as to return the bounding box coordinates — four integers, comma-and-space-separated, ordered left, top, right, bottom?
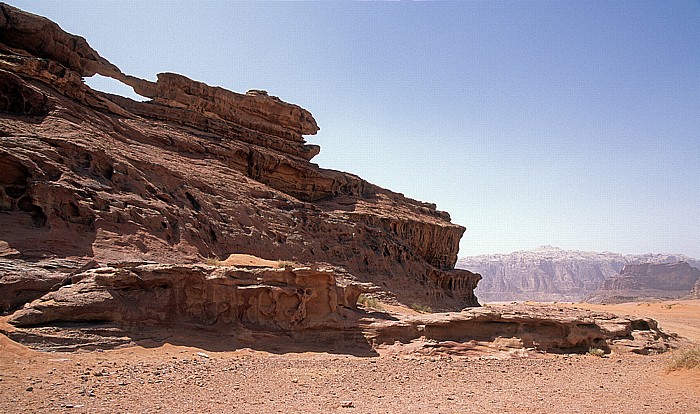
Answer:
9, 1, 700, 258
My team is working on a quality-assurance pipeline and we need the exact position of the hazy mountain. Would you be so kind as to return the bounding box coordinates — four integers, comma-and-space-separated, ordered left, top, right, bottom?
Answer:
587, 262, 700, 303
456, 246, 700, 303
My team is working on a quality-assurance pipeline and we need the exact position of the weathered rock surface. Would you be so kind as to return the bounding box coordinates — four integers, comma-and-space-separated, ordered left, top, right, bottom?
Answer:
0, 2, 479, 320
587, 262, 700, 304
0, 5, 682, 361
0, 257, 95, 311
366, 304, 675, 355
8, 263, 367, 330
458, 246, 699, 302
691, 278, 700, 299
4, 292, 676, 355
119, 73, 320, 160
0, 3, 120, 78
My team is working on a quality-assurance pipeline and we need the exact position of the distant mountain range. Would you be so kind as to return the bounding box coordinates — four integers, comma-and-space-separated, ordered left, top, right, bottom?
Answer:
456, 246, 700, 303
587, 262, 700, 304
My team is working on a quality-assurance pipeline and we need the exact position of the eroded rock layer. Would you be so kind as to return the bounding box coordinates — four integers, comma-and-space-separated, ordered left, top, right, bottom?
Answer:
458, 246, 699, 302
8, 263, 367, 330
0, 3, 480, 315
691, 279, 700, 299
587, 262, 700, 304
367, 304, 675, 356
4, 297, 676, 355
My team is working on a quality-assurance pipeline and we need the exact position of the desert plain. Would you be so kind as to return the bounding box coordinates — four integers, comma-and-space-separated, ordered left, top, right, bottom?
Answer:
1, 3, 699, 413
1, 299, 699, 414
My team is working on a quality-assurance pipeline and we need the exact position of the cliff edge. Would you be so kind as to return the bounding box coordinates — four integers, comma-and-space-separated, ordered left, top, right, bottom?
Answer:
0, 2, 480, 326
587, 262, 700, 304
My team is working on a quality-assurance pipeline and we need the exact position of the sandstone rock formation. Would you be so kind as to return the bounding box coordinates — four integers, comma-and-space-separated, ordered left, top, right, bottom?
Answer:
2, 5, 678, 359
587, 262, 700, 304
0, 2, 479, 323
4, 297, 676, 356
366, 304, 674, 355
691, 278, 700, 299
457, 246, 699, 302
8, 262, 368, 330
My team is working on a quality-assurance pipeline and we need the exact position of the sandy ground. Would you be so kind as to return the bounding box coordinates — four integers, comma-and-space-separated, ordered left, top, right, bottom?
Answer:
219, 254, 285, 268
564, 299, 700, 343
1, 300, 699, 414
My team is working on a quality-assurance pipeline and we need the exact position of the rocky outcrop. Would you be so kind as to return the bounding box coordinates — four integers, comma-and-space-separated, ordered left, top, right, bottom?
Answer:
691, 278, 700, 299
367, 304, 675, 355
0, 69, 48, 115
587, 262, 700, 304
5, 298, 676, 355
9, 263, 368, 330
121, 73, 320, 158
0, 5, 684, 360
0, 255, 102, 311
0, 3, 120, 78
457, 246, 699, 302
0, 2, 479, 319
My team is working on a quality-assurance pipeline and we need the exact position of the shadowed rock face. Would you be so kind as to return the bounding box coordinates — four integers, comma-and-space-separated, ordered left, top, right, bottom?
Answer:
0, 3, 479, 314
587, 262, 700, 304
0, 69, 48, 115
691, 279, 700, 299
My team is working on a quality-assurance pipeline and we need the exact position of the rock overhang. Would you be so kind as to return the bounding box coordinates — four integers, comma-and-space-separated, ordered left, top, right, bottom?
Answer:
0, 2, 480, 318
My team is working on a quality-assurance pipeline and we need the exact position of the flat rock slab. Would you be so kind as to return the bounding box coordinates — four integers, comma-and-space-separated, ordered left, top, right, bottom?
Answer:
365, 303, 679, 356
3, 299, 678, 356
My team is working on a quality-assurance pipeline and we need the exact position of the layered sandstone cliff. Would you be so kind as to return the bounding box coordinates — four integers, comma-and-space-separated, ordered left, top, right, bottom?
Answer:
691, 278, 700, 299
8, 263, 368, 330
0, 1, 479, 325
587, 262, 700, 304
458, 246, 699, 302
